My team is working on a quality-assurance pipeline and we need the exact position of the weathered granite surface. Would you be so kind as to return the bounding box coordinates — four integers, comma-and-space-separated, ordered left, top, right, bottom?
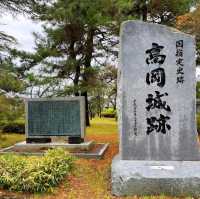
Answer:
112, 155, 200, 197
112, 20, 200, 197
117, 20, 200, 161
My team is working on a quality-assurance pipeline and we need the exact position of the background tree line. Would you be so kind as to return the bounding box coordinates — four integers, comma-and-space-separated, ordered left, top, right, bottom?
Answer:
0, 0, 200, 128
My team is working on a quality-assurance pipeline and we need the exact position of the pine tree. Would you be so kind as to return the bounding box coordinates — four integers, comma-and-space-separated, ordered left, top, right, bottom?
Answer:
117, 0, 200, 25
0, 0, 37, 94
14, 0, 118, 126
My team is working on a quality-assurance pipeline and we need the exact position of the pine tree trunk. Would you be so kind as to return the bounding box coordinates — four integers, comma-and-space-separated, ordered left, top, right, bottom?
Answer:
81, 91, 90, 126
82, 28, 95, 126
73, 65, 80, 96
68, 39, 80, 97
142, 3, 148, 21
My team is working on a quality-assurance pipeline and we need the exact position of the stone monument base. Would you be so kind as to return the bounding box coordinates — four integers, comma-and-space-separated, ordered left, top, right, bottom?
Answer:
15, 140, 94, 151
112, 155, 200, 197
0, 141, 109, 159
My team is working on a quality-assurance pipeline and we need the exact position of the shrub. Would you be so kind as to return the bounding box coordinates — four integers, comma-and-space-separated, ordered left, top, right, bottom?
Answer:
101, 112, 116, 118
197, 114, 200, 133
2, 121, 25, 134
101, 108, 116, 118
0, 148, 75, 192
0, 95, 24, 126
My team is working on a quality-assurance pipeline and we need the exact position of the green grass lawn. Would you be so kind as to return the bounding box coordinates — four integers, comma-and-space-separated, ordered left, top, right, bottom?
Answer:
0, 117, 117, 150
0, 117, 118, 199
0, 133, 25, 149
87, 117, 118, 135
0, 117, 198, 199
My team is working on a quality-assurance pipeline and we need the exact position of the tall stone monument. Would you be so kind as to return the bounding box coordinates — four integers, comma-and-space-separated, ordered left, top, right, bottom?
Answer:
112, 21, 200, 197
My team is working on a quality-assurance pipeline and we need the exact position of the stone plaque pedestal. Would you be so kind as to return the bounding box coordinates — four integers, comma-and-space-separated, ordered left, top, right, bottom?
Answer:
112, 155, 200, 197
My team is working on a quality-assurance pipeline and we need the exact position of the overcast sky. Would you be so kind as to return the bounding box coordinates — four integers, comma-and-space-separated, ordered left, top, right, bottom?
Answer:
1, 13, 200, 80
0, 14, 42, 52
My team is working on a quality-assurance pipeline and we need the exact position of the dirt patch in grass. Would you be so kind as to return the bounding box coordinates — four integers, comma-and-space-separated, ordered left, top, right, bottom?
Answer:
38, 135, 119, 199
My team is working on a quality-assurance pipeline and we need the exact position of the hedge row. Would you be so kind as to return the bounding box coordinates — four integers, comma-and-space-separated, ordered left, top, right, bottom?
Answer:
101, 112, 116, 118
2, 122, 25, 134
101, 108, 117, 118
197, 114, 200, 133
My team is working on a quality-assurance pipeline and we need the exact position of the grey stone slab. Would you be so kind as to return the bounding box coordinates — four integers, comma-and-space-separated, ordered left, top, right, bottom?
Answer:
74, 143, 109, 159
0, 143, 109, 159
14, 140, 94, 150
112, 155, 200, 197
118, 20, 200, 160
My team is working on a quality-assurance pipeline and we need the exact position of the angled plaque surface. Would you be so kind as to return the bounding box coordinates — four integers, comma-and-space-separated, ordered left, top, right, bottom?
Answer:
26, 97, 85, 137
